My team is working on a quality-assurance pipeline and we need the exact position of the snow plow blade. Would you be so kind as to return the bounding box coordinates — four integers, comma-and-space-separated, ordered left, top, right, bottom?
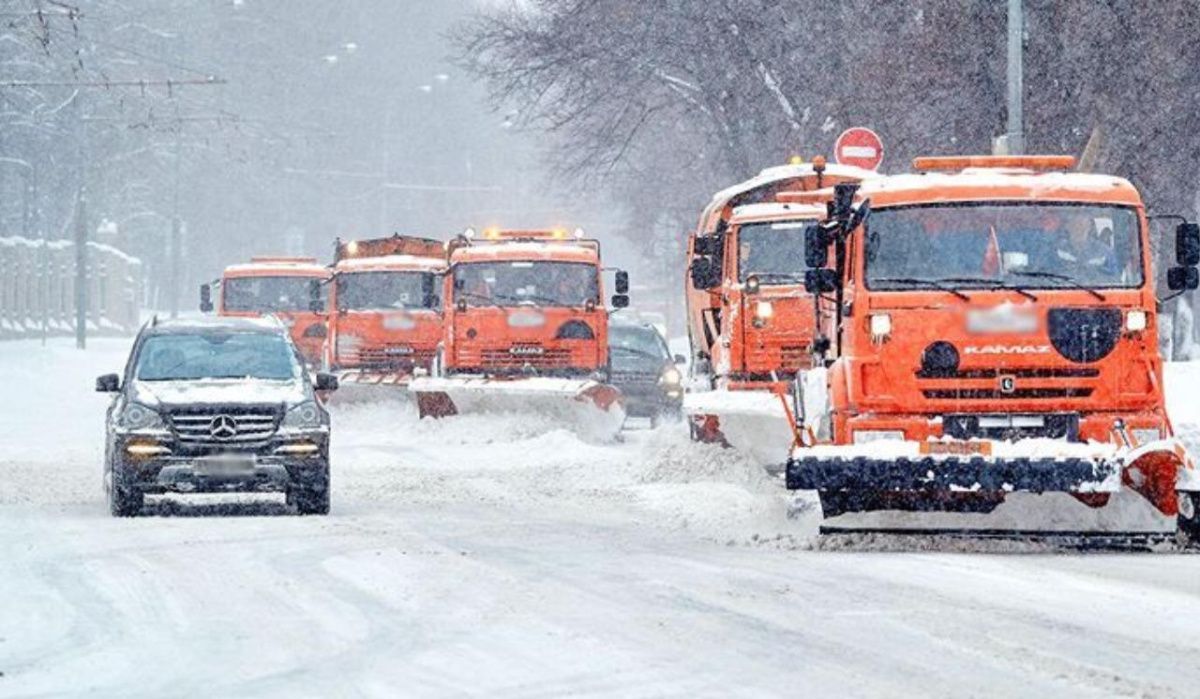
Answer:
786, 439, 1197, 541
684, 389, 797, 466
409, 376, 626, 442
324, 370, 414, 404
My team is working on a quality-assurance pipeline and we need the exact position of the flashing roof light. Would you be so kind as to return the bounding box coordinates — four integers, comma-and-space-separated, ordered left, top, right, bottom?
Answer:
788, 155, 804, 166
463, 227, 477, 239
345, 240, 360, 256
913, 155, 1076, 172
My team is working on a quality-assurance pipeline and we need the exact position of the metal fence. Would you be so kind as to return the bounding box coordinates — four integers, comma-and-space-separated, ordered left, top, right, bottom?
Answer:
0, 236, 142, 339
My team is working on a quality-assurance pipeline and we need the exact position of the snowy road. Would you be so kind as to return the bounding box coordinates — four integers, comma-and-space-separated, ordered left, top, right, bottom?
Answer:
3, 339, 1200, 697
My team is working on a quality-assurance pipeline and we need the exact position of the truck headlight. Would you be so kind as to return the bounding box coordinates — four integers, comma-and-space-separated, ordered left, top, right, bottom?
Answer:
660, 366, 682, 385
1125, 310, 1147, 333
1131, 427, 1162, 445
754, 300, 773, 319
283, 401, 323, 429
869, 313, 892, 341
120, 402, 164, 430
852, 429, 904, 444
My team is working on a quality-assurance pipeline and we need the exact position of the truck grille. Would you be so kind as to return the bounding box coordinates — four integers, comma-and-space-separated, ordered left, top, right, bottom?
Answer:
479, 347, 574, 370
169, 410, 279, 446
921, 387, 1094, 400
779, 345, 809, 371
342, 345, 435, 369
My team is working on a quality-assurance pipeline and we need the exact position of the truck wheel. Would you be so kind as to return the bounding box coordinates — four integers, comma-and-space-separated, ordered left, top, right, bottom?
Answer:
109, 480, 144, 518
1177, 491, 1200, 548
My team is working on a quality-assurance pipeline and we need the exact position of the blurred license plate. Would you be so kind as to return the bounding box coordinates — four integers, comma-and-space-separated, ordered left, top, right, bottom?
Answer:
920, 441, 993, 456
196, 456, 256, 477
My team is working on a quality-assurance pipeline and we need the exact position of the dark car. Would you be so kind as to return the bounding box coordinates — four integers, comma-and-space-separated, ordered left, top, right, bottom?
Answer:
609, 320, 683, 425
96, 316, 338, 517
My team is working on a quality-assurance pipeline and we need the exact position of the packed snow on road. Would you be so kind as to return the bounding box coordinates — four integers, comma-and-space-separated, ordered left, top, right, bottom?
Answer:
1, 337, 1199, 697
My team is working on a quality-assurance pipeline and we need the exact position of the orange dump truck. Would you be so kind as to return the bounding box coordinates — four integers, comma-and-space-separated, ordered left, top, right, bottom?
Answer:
319, 235, 447, 398
784, 155, 1200, 545
684, 158, 876, 463
200, 257, 331, 364
410, 228, 629, 440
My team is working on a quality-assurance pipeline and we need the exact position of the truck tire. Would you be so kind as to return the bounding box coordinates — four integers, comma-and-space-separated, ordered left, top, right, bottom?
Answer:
1177, 491, 1200, 548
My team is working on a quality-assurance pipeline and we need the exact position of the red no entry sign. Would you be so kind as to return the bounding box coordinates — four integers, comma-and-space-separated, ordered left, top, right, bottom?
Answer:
834, 127, 884, 171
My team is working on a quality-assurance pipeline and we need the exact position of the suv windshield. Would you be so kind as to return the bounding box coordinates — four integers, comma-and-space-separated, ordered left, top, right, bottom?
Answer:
610, 325, 668, 367
454, 261, 599, 307
337, 271, 438, 311
135, 332, 299, 381
865, 203, 1143, 290
738, 220, 811, 283
223, 276, 319, 313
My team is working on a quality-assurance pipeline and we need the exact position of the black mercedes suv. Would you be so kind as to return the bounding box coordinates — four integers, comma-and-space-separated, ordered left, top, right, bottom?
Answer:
96, 316, 338, 516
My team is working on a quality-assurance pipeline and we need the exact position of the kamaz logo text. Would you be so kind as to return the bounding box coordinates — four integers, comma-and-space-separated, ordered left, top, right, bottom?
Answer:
962, 345, 1052, 355
509, 345, 545, 356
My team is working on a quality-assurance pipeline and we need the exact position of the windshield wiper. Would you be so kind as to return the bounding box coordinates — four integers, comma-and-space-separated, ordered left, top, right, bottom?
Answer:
939, 277, 1038, 301
747, 272, 804, 284
872, 277, 970, 301
1009, 270, 1105, 301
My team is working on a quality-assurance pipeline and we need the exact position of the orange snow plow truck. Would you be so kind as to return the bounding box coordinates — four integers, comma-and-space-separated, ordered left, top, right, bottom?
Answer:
784, 155, 1200, 546
410, 228, 630, 441
314, 234, 447, 401
200, 257, 331, 365
684, 158, 876, 464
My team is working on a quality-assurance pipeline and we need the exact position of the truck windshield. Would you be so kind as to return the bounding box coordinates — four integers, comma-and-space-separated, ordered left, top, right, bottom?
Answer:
222, 276, 318, 313
337, 271, 438, 311
453, 261, 599, 307
865, 204, 1143, 290
738, 220, 811, 283
135, 332, 298, 381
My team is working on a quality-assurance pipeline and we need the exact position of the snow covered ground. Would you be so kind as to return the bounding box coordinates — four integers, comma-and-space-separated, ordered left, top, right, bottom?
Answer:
2, 337, 1200, 696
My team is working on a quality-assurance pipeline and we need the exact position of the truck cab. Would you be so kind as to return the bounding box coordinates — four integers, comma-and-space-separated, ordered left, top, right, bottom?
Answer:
789, 155, 1200, 536
201, 257, 330, 365
323, 235, 446, 381
439, 228, 627, 379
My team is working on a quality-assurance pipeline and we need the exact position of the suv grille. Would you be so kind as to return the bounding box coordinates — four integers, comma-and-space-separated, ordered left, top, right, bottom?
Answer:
169, 410, 279, 446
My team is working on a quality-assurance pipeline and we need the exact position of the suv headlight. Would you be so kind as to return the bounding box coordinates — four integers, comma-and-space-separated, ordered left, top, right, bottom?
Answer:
120, 402, 165, 430
283, 401, 323, 429
660, 366, 682, 385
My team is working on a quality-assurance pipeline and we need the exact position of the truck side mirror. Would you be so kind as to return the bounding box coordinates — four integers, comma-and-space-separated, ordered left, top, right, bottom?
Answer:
693, 236, 721, 256
804, 268, 838, 293
1177, 222, 1200, 266
805, 225, 829, 268
199, 284, 213, 313
611, 294, 630, 309
690, 257, 721, 290
308, 279, 324, 313
1168, 266, 1200, 291
614, 270, 629, 294
95, 373, 120, 392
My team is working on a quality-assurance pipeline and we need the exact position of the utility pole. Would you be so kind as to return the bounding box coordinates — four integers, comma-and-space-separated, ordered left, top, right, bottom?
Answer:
170, 126, 182, 318
1005, 0, 1025, 155
74, 91, 88, 350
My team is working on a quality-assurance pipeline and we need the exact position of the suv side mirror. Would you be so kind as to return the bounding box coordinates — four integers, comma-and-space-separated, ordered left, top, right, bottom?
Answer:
315, 372, 339, 391
1168, 266, 1200, 291
1177, 222, 1200, 266
199, 284, 214, 313
96, 373, 120, 392
804, 225, 829, 268
308, 279, 324, 313
690, 257, 721, 290
673, 353, 686, 364
805, 268, 838, 293
610, 294, 630, 309
614, 270, 630, 294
